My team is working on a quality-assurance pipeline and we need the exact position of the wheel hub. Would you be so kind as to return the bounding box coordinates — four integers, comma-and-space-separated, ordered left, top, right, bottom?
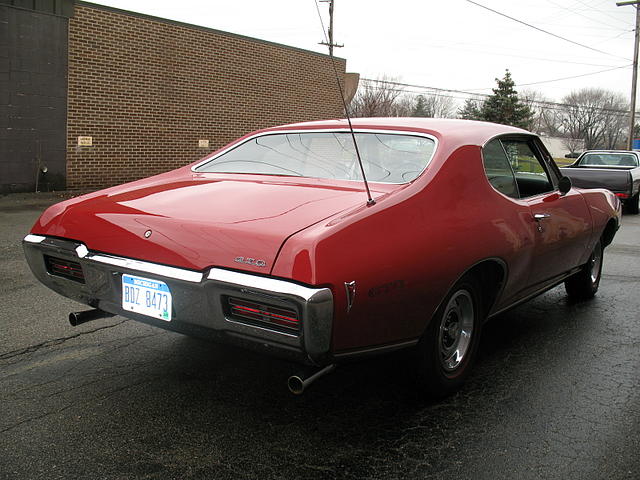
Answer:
590, 244, 602, 285
438, 290, 475, 372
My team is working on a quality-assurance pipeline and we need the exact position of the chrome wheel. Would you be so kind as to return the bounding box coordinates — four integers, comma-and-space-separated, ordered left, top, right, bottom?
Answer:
565, 239, 603, 300
589, 241, 602, 285
438, 290, 474, 372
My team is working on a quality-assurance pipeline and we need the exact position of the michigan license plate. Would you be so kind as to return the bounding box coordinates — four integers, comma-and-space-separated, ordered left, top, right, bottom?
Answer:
122, 274, 172, 321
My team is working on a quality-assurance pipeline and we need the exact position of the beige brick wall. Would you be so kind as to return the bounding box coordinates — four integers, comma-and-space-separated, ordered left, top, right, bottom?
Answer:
67, 3, 346, 190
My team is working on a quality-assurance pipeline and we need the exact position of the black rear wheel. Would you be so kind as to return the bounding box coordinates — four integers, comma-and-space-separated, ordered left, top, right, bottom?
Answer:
415, 274, 484, 398
625, 193, 639, 215
565, 239, 603, 300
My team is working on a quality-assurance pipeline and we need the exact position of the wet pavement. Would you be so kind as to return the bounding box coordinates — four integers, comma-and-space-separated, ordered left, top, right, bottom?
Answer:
1, 193, 639, 480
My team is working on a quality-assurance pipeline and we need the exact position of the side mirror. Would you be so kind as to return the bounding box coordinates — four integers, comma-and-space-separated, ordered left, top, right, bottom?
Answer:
558, 176, 572, 195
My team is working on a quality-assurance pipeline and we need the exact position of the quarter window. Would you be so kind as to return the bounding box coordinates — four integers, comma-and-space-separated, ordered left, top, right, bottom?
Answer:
482, 139, 518, 199
482, 137, 556, 199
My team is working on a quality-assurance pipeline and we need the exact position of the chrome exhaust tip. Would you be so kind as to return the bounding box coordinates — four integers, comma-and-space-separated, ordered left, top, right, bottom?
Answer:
287, 375, 305, 395
287, 364, 336, 395
69, 309, 115, 327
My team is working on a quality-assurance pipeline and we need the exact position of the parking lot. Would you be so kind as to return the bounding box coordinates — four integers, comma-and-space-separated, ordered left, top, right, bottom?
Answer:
1, 193, 639, 480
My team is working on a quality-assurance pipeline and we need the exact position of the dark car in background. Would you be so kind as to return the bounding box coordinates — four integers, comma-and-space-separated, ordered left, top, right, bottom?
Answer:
560, 150, 640, 214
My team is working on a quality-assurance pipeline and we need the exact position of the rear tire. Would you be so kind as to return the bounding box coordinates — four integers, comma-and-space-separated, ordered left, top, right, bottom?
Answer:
625, 193, 639, 215
564, 239, 603, 300
414, 274, 484, 399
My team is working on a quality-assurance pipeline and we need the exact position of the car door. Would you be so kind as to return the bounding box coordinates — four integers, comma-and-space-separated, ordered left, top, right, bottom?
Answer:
501, 137, 592, 290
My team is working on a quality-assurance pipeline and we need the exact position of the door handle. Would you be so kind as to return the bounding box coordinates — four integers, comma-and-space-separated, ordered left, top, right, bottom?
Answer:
533, 213, 550, 232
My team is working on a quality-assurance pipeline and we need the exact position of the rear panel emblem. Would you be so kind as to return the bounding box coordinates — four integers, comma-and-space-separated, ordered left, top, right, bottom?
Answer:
235, 256, 267, 268
345, 280, 356, 312
144, 230, 152, 238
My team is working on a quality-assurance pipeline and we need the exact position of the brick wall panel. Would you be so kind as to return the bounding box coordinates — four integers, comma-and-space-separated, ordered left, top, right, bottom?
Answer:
67, 4, 346, 190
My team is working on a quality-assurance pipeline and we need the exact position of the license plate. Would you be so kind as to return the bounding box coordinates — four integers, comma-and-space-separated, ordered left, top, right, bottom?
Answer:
122, 274, 172, 321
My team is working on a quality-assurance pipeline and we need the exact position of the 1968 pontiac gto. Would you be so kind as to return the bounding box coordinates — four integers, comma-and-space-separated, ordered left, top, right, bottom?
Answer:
23, 118, 621, 397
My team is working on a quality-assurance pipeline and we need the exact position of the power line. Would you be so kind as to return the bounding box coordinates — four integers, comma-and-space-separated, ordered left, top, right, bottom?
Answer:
359, 77, 633, 117
491, 64, 632, 89
425, 42, 623, 68
544, 0, 633, 31
572, 0, 636, 27
465, 0, 631, 60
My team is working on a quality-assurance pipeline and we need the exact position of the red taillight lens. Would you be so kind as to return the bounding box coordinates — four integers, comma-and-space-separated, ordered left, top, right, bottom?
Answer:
615, 193, 630, 199
226, 297, 299, 332
44, 255, 85, 283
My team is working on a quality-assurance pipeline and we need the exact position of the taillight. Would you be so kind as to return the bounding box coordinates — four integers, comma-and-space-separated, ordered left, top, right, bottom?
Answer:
615, 193, 630, 199
44, 255, 85, 283
225, 296, 299, 333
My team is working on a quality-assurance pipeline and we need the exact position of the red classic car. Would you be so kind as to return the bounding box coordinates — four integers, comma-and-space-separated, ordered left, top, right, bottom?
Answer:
23, 118, 621, 397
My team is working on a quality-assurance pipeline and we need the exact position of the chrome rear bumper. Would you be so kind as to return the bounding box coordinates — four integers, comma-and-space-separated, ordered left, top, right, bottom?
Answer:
23, 235, 333, 365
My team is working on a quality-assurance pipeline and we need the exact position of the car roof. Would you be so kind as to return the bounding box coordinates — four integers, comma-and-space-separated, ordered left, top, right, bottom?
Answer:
261, 117, 531, 146
581, 150, 638, 155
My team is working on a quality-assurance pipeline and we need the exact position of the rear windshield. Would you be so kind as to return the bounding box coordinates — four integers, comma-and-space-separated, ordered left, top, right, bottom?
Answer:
194, 132, 436, 184
579, 152, 638, 168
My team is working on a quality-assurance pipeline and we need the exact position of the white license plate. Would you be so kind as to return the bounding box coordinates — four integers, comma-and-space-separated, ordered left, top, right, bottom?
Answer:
122, 274, 172, 321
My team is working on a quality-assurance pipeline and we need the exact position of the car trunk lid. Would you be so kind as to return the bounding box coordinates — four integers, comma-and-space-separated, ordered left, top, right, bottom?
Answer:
35, 175, 385, 273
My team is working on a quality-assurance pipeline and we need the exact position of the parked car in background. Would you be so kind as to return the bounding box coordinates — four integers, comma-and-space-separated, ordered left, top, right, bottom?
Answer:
560, 150, 640, 214
23, 118, 621, 397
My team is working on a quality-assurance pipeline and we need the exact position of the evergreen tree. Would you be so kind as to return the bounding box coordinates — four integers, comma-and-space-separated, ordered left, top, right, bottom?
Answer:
413, 95, 429, 117
458, 98, 482, 120
480, 70, 533, 129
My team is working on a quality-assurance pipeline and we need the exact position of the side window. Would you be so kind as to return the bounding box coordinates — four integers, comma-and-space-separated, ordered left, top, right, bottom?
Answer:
482, 139, 519, 198
500, 139, 554, 198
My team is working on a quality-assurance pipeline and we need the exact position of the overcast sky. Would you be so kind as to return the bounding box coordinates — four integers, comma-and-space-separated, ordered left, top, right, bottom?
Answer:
88, 0, 636, 104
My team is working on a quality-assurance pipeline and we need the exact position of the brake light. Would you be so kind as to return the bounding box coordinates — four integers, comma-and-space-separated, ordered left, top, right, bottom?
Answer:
225, 297, 299, 333
44, 255, 85, 283
615, 193, 630, 199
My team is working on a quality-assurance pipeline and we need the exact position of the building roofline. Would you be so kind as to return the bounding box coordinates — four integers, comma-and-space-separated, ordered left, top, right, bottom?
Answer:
77, 1, 346, 63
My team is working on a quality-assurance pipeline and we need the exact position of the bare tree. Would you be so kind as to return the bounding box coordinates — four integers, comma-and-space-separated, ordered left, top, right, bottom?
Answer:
393, 95, 416, 117
349, 77, 405, 117
413, 94, 456, 118
520, 89, 563, 136
562, 136, 585, 154
349, 78, 457, 119
560, 88, 628, 150
599, 92, 628, 149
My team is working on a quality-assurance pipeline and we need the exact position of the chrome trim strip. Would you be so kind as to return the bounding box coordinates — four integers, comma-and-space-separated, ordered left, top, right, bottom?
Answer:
190, 128, 439, 185
224, 317, 299, 339
489, 268, 580, 318
208, 268, 325, 301
24, 234, 46, 243
333, 339, 419, 359
85, 253, 204, 283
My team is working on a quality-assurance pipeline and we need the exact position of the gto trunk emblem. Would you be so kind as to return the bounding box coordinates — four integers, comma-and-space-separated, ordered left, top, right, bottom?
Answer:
235, 256, 267, 268
144, 230, 152, 238
345, 280, 356, 313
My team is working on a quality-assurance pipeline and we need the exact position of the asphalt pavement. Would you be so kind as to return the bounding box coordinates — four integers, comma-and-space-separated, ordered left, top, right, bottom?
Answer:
1, 192, 639, 480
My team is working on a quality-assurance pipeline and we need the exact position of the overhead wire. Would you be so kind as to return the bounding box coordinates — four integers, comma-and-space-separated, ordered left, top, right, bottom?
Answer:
543, 0, 633, 31
465, 0, 631, 61
424, 42, 623, 67
358, 78, 632, 117
571, 0, 636, 27
474, 64, 632, 89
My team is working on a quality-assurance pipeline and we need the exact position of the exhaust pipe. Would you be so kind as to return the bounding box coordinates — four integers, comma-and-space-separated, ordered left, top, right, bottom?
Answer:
287, 364, 336, 395
69, 309, 115, 327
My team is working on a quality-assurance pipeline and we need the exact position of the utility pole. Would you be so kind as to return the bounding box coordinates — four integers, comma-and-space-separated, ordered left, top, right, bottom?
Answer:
319, 0, 343, 57
617, 1, 640, 150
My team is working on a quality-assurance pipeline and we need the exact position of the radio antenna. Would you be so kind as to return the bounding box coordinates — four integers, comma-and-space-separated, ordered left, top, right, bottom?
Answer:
314, 0, 376, 206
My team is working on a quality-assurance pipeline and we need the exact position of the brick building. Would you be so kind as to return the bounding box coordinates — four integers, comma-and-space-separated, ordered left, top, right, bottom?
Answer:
1, 1, 351, 193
